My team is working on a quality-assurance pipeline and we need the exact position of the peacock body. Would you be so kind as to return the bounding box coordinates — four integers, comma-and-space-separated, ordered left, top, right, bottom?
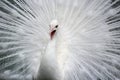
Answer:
0, 0, 120, 80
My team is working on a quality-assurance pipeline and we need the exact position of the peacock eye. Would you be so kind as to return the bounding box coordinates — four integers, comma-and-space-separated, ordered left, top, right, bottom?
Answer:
55, 25, 58, 28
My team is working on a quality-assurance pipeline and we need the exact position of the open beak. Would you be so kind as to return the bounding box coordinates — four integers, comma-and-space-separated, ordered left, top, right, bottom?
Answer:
50, 28, 56, 40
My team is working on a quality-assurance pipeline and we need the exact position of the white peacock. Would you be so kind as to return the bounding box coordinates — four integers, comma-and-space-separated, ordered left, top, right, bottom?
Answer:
0, 0, 120, 80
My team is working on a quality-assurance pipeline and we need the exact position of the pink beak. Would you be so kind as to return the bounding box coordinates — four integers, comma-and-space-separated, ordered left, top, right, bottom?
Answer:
50, 28, 56, 40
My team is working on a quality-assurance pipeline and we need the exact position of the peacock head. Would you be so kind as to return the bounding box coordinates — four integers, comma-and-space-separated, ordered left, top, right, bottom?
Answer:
49, 19, 58, 40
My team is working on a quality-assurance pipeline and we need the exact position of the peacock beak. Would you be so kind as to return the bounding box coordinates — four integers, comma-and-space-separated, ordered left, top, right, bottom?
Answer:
50, 28, 56, 40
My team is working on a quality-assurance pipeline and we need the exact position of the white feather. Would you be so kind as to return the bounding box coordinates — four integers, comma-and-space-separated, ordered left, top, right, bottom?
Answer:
0, 0, 120, 80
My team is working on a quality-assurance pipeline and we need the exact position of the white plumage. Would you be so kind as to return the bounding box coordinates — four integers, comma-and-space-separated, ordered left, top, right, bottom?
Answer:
0, 0, 120, 80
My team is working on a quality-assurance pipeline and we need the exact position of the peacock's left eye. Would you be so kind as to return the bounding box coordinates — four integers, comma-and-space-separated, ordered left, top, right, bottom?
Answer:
55, 25, 58, 28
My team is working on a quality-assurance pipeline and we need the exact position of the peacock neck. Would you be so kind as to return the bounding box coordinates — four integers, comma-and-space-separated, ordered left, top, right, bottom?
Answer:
37, 35, 60, 80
